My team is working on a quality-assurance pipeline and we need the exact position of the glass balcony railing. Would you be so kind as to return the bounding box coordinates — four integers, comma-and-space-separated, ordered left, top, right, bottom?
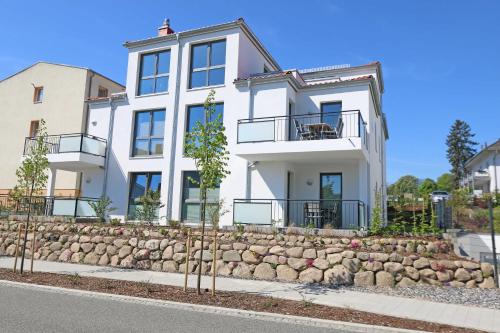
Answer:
23, 133, 107, 157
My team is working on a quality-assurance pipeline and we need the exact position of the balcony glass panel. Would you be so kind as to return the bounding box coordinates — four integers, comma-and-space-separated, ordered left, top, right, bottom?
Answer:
58, 136, 82, 153
238, 120, 275, 142
233, 201, 272, 225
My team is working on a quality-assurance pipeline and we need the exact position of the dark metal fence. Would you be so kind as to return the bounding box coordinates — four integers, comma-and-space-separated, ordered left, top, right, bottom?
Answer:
23, 133, 107, 157
233, 199, 366, 229
237, 110, 367, 146
0, 195, 100, 218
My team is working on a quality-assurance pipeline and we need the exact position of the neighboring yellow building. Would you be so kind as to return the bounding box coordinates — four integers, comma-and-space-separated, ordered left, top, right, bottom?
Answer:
0, 62, 124, 196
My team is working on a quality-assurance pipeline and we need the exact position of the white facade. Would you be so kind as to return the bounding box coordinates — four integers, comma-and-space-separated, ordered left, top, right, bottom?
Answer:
461, 139, 500, 196
49, 19, 389, 229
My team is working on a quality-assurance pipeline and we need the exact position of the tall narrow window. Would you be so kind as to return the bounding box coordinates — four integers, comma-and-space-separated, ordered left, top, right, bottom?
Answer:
29, 120, 40, 137
189, 40, 226, 88
138, 50, 170, 95
132, 110, 165, 156
185, 103, 223, 149
127, 172, 162, 218
181, 171, 220, 222
33, 86, 44, 103
98, 86, 109, 98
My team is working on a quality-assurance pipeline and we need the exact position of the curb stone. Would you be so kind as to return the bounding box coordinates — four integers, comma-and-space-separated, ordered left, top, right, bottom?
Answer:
0, 280, 428, 333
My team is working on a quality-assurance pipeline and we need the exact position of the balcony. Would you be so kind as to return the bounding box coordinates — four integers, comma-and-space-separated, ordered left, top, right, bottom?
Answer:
23, 133, 107, 170
233, 199, 366, 229
0, 195, 99, 218
234, 110, 367, 161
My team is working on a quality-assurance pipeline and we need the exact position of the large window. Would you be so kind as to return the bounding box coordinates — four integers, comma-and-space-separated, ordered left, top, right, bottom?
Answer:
189, 40, 226, 88
138, 50, 170, 95
181, 171, 220, 222
133, 110, 165, 156
320, 102, 342, 128
185, 103, 223, 149
128, 172, 162, 219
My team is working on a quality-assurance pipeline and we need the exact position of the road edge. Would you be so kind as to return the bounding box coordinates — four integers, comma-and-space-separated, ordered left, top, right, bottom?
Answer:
0, 279, 426, 333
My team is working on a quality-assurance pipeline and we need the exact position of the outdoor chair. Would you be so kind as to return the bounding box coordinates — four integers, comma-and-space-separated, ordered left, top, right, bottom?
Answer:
304, 202, 322, 228
293, 119, 313, 140
322, 117, 344, 139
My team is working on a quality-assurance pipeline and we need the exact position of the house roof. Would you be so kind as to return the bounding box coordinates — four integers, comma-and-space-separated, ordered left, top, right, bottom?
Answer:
123, 18, 281, 72
0, 61, 124, 88
465, 138, 500, 167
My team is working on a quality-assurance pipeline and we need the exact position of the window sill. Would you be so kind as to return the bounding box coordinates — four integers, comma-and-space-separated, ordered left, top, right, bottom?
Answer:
134, 91, 169, 98
186, 84, 225, 92
129, 155, 165, 160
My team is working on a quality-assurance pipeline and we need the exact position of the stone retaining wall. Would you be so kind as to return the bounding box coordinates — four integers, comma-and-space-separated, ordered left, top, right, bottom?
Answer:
0, 221, 496, 288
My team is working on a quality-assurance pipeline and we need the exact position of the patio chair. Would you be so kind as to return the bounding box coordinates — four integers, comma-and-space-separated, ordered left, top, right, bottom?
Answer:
293, 119, 313, 140
322, 117, 344, 139
304, 202, 322, 228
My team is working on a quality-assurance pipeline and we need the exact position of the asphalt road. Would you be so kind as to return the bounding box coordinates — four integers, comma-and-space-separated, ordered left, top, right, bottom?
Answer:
0, 283, 351, 333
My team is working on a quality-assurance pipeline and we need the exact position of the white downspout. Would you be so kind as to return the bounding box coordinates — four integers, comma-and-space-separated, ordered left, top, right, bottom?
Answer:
245, 79, 253, 199
166, 33, 182, 219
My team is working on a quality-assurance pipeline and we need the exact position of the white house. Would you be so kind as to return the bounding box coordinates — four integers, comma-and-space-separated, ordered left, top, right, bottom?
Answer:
461, 139, 500, 197
34, 18, 389, 229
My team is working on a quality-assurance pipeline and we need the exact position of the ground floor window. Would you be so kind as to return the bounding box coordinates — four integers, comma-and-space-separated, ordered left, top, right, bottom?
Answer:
127, 172, 162, 219
181, 171, 220, 222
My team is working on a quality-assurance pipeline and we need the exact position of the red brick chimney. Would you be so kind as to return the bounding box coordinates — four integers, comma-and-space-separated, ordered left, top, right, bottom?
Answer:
158, 18, 174, 36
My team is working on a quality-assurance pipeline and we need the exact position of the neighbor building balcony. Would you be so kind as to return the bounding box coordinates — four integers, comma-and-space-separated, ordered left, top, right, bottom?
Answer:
234, 110, 367, 161
23, 133, 107, 170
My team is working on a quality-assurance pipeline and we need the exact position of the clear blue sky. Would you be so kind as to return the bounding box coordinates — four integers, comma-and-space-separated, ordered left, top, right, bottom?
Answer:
1, 1, 499, 183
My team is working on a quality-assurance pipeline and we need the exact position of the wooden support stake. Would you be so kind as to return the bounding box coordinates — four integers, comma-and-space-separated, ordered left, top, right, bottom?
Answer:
211, 229, 217, 296
183, 228, 191, 292
30, 223, 37, 273
13, 223, 23, 273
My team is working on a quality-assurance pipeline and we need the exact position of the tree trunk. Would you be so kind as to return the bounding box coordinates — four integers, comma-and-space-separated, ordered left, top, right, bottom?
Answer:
196, 185, 207, 295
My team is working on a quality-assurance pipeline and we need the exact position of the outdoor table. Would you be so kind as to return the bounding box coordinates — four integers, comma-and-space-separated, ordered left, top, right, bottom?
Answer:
304, 123, 333, 139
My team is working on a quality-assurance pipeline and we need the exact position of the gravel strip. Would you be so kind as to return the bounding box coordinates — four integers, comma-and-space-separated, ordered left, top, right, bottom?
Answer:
341, 285, 500, 310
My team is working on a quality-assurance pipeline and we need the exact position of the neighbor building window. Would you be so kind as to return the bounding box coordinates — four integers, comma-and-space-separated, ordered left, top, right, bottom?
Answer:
29, 120, 40, 137
138, 50, 170, 95
189, 40, 226, 88
181, 171, 220, 222
97, 86, 109, 98
185, 103, 223, 149
132, 109, 165, 156
33, 86, 43, 103
127, 172, 162, 219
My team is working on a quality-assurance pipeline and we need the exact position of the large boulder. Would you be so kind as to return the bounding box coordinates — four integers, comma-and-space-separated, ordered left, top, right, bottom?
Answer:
286, 247, 304, 258
342, 258, 361, 273
384, 262, 404, 274
327, 253, 343, 265
58, 249, 72, 262
299, 267, 323, 283
413, 258, 430, 269
454, 268, 471, 282
254, 263, 276, 280
276, 265, 298, 281
354, 271, 375, 287
324, 265, 353, 285
94, 243, 107, 255
83, 252, 100, 265
162, 246, 174, 260
249, 245, 268, 256
312, 258, 329, 270
376, 271, 395, 287
233, 262, 252, 279
145, 239, 160, 250
162, 260, 178, 273
269, 245, 285, 255
287, 258, 307, 270
242, 250, 260, 264
303, 249, 317, 259
222, 250, 241, 262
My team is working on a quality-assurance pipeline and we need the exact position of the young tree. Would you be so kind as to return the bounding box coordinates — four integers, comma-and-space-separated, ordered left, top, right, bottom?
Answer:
436, 173, 455, 192
418, 178, 437, 199
15, 118, 49, 273
184, 90, 230, 295
446, 120, 477, 188
135, 190, 164, 225
89, 196, 116, 223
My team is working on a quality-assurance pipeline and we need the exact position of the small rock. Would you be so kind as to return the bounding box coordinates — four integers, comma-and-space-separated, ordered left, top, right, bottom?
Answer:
397, 277, 417, 287
462, 261, 480, 270
312, 258, 329, 270
287, 258, 307, 270
454, 268, 471, 282
384, 262, 404, 274
286, 247, 304, 258
249, 245, 268, 256
413, 258, 430, 269
303, 248, 317, 259
222, 250, 241, 262
242, 250, 260, 264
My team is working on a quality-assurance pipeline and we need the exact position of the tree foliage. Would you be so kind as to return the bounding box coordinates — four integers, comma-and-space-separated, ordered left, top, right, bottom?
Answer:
135, 190, 164, 225
418, 178, 437, 198
446, 120, 477, 188
89, 196, 116, 223
436, 173, 454, 192
388, 175, 419, 198
14, 119, 49, 197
